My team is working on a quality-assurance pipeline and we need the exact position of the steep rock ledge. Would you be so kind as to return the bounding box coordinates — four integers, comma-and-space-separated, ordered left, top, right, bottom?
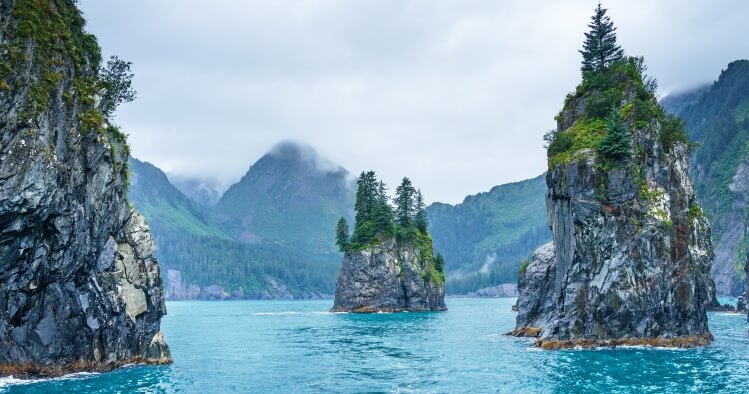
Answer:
331, 240, 446, 312
0, 0, 169, 377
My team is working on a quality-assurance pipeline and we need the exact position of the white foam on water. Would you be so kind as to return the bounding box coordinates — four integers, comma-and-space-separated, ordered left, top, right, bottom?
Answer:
0, 371, 98, 388
251, 311, 303, 316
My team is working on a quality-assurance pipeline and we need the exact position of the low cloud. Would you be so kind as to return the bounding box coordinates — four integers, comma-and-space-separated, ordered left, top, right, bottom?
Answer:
80, 0, 749, 203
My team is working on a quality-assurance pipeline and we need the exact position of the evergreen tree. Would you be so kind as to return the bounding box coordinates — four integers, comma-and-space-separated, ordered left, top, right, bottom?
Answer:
335, 217, 350, 252
414, 189, 428, 233
394, 177, 416, 228
434, 253, 445, 273
580, 3, 624, 75
353, 171, 378, 245
373, 181, 395, 236
598, 108, 631, 160
355, 171, 378, 223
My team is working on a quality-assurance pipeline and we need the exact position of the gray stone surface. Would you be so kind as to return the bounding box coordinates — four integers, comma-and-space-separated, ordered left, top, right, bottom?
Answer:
331, 240, 446, 312
514, 87, 717, 346
0, 0, 170, 376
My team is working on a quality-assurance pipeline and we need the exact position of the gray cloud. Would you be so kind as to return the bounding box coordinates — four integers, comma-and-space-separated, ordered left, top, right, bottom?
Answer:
78, 0, 749, 203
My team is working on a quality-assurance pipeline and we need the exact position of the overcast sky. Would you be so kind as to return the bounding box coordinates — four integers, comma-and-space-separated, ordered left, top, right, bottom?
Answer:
78, 0, 749, 204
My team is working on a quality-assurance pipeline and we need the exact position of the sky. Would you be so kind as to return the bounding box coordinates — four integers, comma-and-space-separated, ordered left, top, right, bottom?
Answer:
78, 0, 749, 204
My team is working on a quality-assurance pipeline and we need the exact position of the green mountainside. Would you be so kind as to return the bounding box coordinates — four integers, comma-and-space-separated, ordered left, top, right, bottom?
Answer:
661, 60, 749, 295
131, 144, 552, 297
129, 158, 228, 239
427, 174, 550, 294
128, 156, 338, 298
214, 142, 355, 255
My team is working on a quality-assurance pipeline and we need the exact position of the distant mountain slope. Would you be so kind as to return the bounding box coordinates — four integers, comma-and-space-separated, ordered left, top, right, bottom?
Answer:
214, 142, 355, 255
169, 176, 223, 207
662, 59, 749, 295
128, 157, 336, 299
427, 174, 551, 294
129, 158, 227, 239
131, 144, 552, 297
659, 84, 709, 116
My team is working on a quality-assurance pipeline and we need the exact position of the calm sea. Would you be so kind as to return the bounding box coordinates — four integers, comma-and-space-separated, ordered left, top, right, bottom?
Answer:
1, 298, 748, 393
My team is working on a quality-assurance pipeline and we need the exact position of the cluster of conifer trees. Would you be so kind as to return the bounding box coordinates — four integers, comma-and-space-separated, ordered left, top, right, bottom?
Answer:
335, 171, 430, 253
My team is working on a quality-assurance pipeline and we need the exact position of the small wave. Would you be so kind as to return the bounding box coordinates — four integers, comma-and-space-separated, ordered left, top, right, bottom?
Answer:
0, 376, 33, 388
252, 312, 303, 316
251, 311, 332, 316
0, 371, 98, 388
715, 312, 745, 317
580, 345, 691, 351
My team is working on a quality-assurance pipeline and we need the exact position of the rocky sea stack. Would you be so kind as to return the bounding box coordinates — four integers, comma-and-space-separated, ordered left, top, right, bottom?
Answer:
332, 239, 446, 312
331, 172, 446, 312
513, 5, 716, 349
0, 0, 170, 377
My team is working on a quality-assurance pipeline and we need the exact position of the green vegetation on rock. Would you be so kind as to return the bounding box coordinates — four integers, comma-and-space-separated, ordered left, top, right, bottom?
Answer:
1, 0, 137, 188
544, 4, 688, 171
337, 171, 444, 284
597, 108, 631, 162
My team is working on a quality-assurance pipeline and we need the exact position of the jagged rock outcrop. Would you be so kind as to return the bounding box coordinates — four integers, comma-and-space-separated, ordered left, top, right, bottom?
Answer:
0, 0, 170, 377
513, 60, 716, 348
331, 240, 446, 312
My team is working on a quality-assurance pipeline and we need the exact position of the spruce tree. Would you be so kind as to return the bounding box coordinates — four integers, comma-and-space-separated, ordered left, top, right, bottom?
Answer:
580, 3, 624, 75
394, 177, 416, 228
353, 171, 379, 245
373, 181, 395, 236
414, 189, 428, 233
335, 217, 350, 252
434, 253, 445, 273
598, 108, 631, 161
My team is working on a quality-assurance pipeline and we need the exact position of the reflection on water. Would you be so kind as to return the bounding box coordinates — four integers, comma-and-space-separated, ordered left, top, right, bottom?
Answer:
2, 299, 748, 393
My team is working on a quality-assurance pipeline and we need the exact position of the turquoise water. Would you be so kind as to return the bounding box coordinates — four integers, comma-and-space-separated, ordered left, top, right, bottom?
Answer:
1, 298, 748, 393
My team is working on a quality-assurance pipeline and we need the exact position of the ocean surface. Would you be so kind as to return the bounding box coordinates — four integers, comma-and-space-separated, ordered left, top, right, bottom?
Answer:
1, 298, 748, 393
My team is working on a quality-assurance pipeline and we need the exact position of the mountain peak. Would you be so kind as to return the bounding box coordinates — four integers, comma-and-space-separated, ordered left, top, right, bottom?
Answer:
263, 141, 346, 175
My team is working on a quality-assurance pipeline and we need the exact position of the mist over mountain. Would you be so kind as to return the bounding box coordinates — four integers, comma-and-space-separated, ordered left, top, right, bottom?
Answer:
169, 175, 224, 207
660, 84, 710, 116
128, 141, 555, 297
128, 156, 338, 299
214, 141, 355, 254
662, 59, 749, 295
129, 159, 227, 239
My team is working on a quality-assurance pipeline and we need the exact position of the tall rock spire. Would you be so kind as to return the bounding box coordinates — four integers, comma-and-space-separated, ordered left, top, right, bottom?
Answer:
513, 8, 716, 348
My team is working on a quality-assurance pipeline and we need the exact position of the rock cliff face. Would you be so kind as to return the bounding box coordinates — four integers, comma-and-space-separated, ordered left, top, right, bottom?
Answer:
0, 0, 170, 376
513, 61, 716, 348
331, 240, 446, 312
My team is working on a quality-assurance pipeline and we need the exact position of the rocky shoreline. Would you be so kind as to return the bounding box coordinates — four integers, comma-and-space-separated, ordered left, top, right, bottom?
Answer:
0, 355, 171, 380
